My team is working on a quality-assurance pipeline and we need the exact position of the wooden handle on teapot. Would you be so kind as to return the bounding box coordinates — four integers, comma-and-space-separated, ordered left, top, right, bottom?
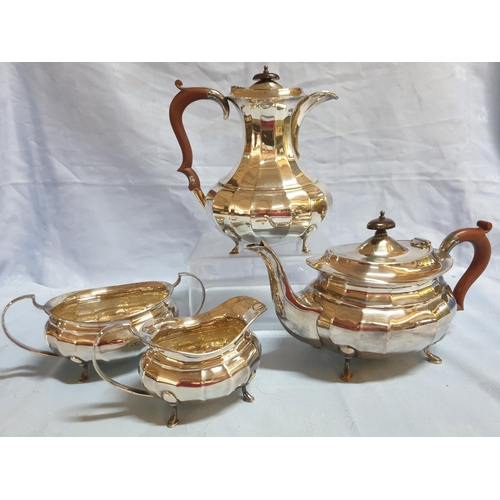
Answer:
439, 220, 492, 311
169, 80, 230, 209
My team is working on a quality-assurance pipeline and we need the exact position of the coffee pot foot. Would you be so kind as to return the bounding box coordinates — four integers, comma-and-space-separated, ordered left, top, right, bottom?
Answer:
424, 347, 442, 364
300, 225, 317, 254
222, 227, 241, 255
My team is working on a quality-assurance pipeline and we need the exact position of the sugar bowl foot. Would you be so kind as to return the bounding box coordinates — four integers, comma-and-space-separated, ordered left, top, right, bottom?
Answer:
424, 347, 442, 364
241, 384, 255, 403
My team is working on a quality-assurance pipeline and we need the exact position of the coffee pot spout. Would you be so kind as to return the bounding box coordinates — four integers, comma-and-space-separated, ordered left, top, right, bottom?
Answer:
291, 90, 339, 158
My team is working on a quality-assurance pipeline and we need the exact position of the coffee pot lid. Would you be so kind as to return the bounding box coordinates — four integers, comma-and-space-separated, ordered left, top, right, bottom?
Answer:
306, 210, 453, 285
230, 65, 304, 98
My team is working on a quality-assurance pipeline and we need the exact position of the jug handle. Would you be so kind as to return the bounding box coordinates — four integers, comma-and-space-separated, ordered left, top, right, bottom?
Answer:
439, 220, 492, 311
1, 294, 58, 357
169, 80, 230, 209
92, 322, 153, 397
172, 272, 206, 315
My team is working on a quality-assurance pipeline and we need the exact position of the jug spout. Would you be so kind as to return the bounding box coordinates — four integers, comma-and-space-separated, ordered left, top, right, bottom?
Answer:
246, 241, 323, 347
291, 91, 339, 158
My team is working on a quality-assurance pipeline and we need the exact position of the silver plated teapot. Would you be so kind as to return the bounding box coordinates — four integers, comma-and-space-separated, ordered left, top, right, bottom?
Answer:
247, 212, 492, 381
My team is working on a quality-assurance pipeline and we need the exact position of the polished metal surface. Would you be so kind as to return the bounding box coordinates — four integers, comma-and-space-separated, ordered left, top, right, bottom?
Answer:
92, 296, 266, 427
247, 215, 492, 381
2, 273, 206, 382
171, 66, 338, 254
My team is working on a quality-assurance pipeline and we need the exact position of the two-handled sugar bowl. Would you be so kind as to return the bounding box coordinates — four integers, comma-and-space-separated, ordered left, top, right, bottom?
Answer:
2, 273, 205, 382
92, 296, 266, 427
247, 212, 492, 381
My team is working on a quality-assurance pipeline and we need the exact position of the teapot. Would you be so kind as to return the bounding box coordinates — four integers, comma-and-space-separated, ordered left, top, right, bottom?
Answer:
170, 65, 338, 255
2, 273, 205, 382
247, 212, 492, 381
92, 296, 266, 427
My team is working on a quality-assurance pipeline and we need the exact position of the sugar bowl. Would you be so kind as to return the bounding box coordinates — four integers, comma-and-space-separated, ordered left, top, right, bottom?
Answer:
2, 273, 205, 382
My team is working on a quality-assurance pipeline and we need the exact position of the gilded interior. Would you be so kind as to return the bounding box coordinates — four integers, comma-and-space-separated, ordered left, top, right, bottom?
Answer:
49, 282, 171, 323
152, 316, 248, 354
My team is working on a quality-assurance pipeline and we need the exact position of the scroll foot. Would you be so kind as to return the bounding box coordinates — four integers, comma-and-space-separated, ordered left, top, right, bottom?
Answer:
300, 224, 317, 254
424, 347, 442, 364
229, 242, 240, 255
167, 405, 179, 428
222, 227, 241, 255
339, 345, 356, 382
242, 385, 255, 403
78, 363, 89, 383
70, 357, 89, 383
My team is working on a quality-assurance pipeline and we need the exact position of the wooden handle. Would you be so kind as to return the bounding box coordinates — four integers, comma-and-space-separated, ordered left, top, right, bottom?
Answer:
440, 220, 492, 311
168, 80, 229, 207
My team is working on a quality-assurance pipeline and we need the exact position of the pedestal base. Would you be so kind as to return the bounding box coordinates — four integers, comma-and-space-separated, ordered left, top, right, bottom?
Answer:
186, 229, 331, 330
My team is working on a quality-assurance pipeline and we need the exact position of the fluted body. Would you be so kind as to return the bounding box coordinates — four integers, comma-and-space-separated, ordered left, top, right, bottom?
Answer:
170, 66, 338, 254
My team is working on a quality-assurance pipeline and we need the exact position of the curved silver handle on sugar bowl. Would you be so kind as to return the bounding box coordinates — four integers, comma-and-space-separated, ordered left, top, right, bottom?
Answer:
172, 272, 206, 315
1, 294, 58, 357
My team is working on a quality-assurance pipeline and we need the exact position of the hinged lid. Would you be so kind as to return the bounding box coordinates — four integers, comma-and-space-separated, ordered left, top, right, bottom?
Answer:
306, 210, 453, 285
230, 65, 304, 99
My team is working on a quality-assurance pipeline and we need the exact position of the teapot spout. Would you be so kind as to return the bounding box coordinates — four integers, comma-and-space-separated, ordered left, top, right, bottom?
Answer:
246, 241, 322, 347
291, 90, 339, 159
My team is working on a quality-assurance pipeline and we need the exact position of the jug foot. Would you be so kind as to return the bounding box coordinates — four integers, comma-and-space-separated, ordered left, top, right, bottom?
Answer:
300, 225, 317, 254
339, 345, 356, 382
424, 347, 442, 364
167, 405, 179, 428
242, 385, 255, 403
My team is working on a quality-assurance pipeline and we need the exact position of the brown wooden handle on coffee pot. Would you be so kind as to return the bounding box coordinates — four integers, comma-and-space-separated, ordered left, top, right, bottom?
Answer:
439, 220, 492, 311
168, 80, 230, 209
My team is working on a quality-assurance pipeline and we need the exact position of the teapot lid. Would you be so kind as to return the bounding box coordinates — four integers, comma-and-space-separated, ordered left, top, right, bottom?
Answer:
306, 210, 453, 285
230, 65, 304, 99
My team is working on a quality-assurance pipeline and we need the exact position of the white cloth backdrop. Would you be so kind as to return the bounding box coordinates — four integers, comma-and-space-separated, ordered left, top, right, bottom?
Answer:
0, 62, 499, 436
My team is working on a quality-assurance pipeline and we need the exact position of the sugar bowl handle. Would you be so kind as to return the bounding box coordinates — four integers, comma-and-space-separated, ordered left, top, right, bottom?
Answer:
1, 294, 58, 357
172, 272, 206, 315
92, 322, 153, 397
169, 80, 230, 209
440, 220, 492, 311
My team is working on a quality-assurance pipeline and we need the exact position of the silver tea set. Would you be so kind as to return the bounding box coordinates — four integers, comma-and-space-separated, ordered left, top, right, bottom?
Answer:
2, 66, 493, 427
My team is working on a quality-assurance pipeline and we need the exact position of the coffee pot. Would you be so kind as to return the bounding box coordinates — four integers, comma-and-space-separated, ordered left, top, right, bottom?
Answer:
170, 65, 338, 254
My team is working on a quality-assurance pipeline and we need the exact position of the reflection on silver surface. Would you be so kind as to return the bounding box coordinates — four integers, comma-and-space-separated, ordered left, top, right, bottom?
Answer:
171, 66, 338, 254
93, 296, 266, 427
2, 273, 206, 382
247, 215, 492, 381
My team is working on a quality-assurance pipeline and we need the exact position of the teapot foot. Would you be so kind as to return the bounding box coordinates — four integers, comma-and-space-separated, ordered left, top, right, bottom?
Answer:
167, 405, 179, 428
241, 385, 255, 403
424, 347, 442, 364
339, 345, 356, 382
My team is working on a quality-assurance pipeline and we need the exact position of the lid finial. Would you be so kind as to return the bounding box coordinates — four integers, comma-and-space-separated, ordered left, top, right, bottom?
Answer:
367, 210, 396, 234
253, 65, 280, 83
